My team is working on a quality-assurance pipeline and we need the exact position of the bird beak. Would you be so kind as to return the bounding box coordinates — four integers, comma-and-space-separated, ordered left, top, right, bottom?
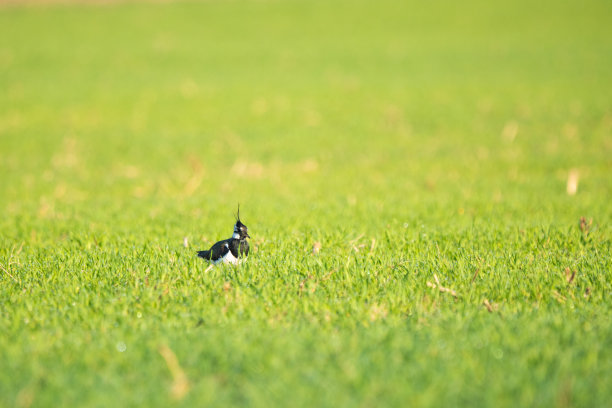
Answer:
246, 232, 251, 238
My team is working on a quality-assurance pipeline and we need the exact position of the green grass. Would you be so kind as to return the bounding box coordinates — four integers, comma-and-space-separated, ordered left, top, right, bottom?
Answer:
1, 0, 611, 406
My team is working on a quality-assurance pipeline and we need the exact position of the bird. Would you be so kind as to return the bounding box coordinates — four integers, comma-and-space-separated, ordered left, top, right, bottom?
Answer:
197, 205, 250, 267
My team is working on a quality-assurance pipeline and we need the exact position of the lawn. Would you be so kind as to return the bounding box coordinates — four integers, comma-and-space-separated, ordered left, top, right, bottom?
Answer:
0, 0, 611, 406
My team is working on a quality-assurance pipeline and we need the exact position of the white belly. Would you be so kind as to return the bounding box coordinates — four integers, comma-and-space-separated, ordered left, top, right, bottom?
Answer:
214, 249, 240, 265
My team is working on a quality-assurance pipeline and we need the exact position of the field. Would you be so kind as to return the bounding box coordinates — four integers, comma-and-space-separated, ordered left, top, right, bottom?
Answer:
1, 0, 611, 406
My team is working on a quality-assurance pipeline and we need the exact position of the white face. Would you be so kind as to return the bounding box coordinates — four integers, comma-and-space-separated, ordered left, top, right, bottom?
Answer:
232, 221, 248, 239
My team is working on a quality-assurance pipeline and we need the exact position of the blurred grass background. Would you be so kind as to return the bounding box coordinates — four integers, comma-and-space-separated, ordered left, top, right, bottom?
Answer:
1, 0, 611, 406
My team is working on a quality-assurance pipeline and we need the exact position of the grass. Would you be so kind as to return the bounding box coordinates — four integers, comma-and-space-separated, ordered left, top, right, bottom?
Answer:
1, 0, 611, 406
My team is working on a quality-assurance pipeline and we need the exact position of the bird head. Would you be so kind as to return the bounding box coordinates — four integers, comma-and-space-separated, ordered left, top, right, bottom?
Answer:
232, 204, 250, 239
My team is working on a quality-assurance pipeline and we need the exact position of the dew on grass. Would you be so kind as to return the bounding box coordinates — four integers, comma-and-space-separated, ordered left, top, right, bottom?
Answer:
116, 342, 127, 353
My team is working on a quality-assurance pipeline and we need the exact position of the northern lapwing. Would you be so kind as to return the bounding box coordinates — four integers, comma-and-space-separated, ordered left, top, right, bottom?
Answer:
197, 206, 250, 268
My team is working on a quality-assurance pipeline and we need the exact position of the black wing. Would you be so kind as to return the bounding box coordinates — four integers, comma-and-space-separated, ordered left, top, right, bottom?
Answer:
198, 239, 230, 261
197, 250, 211, 260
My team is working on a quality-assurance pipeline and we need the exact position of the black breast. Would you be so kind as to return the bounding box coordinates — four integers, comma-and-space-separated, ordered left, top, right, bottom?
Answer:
229, 238, 249, 258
